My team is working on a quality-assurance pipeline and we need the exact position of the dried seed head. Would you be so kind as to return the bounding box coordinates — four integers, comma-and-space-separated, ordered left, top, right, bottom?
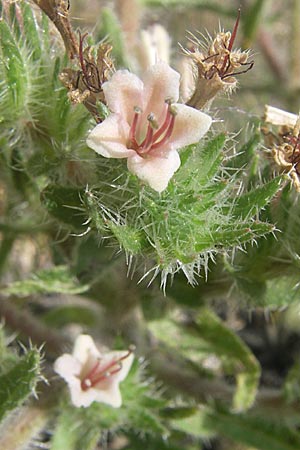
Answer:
263, 105, 300, 191
182, 9, 253, 110
60, 34, 115, 122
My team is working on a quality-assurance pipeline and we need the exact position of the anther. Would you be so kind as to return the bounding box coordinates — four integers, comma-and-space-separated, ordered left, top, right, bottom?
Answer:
152, 109, 176, 151
128, 106, 142, 149
139, 113, 157, 153
147, 113, 159, 130
153, 104, 173, 142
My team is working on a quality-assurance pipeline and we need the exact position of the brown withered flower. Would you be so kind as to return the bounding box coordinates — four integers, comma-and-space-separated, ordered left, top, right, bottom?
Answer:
60, 33, 115, 122
182, 9, 253, 110
263, 105, 300, 191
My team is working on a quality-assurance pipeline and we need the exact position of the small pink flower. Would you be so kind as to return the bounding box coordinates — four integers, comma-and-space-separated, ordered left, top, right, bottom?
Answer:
86, 61, 212, 192
54, 335, 134, 408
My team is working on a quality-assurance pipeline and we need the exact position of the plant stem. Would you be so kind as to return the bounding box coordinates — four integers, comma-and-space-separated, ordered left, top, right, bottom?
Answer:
0, 233, 14, 277
0, 405, 50, 450
0, 297, 69, 356
33, 0, 78, 58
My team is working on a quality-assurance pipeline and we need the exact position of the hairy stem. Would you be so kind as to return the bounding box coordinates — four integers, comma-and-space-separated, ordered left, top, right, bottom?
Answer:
0, 405, 50, 450
0, 297, 70, 356
32, 0, 78, 58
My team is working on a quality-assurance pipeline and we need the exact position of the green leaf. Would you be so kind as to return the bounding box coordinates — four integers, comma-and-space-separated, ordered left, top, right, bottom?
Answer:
10, 147, 38, 198
192, 309, 260, 410
0, 325, 18, 374
0, 349, 41, 422
242, 0, 266, 47
224, 175, 284, 219
169, 408, 215, 439
284, 361, 300, 404
20, 2, 42, 60
255, 276, 300, 307
194, 221, 275, 252
7, 2, 22, 39
97, 8, 128, 67
41, 185, 87, 231
160, 406, 198, 420
177, 133, 226, 187
51, 409, 102, 450
3, 266, 89, 296
123, 431, 184, 450
0, 19, 27, 112
196, 133, 226, 183
204, 405, 300, 450
109, 222, 143, 254
43, 305, 96, 328
149, 312, 258, 411
122, 359, 169, 435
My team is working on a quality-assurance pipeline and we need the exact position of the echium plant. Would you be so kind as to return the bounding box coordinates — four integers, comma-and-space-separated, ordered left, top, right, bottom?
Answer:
1, 1, 300, 449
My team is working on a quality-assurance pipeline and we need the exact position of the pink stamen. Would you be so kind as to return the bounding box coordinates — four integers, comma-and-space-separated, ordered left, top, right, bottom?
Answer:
128, 107, 141, 149
128, 101, 177, 155
153, 106, 172, 142
151, 113, 176, 151
80, 348, 133, 391
139, 114, 156, 153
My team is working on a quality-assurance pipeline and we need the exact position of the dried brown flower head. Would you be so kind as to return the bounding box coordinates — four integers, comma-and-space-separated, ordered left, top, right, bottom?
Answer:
60, 33, 115, 122
263, 105, 300, 191
182, 10, 253, 110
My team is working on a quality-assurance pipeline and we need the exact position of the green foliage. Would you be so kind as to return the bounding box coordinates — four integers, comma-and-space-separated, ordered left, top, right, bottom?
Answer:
0, 2, 299, 449
37, 131, 282, 285
149, 307, 260, 411
0, 326, 19, 374
223, 175, 284, 220
97, 8, 128, 67
162, 406, 215, 439
242, 0, 267, 47
0, 18, 28, 125
3, 266, 89, 296
0, 0, 282, 285
0, 0, 91, 162
41, 185, 87, 231
43, 305, 97, 328
0, 347, 41, 423
193, 310, 260, 410
204, 405, 300, 450
284, 361, 300, 404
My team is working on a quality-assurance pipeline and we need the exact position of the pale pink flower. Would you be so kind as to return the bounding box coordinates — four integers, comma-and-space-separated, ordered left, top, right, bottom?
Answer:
54, 334, 134, 408
86, 61, 212, 193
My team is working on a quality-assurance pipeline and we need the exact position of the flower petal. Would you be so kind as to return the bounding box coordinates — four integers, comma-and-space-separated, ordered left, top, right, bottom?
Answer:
102, 71, 144, 124
86, 114, 135, 158
69, 382, 99, 408
54, 354, 81, 380
127, 149, 181, 192
107, 351, 135, 382
142, 61, 180, 119
73, 334, 101, 364
169, 104, 212, 149
92, 383, 123, 408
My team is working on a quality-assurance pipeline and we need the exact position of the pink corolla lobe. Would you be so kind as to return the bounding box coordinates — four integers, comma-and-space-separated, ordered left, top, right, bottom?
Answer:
86, 61, 212, 192
54, 334, 134, 408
